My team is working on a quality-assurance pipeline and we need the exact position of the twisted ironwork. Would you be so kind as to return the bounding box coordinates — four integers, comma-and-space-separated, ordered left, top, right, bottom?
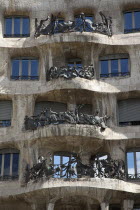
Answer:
46, 65, 94, 81
24, 107, 109, 131
26, 156, 125, 182
34, 12, 112, 38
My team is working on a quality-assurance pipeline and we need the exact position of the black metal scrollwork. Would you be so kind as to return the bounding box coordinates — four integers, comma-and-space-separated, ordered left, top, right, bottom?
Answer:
26, 155, 125, 182
46, 65, 94, 81
34, 12, 112, 38
24, 108, 109, 131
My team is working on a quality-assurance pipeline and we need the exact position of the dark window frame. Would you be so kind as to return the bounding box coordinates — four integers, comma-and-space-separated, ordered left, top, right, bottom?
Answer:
100, 54, 130, 78
126, 149, 140, 180
53, 151, 77, 178
0, 149, 20, 181
4, 16, 30, 38
124, 10, 140, 33
11, 57, 39, 81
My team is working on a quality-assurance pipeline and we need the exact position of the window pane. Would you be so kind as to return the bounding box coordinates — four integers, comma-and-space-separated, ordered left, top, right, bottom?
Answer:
100, 60, 109, 77
111, 59, 118, 76
5, 18, 12, 36
21, 60, 29, 79
54, 156, 60, 165
0, 154, 2, 175
127, 152, 135, 175
76, 62, 82, 69
134, 11, 140, 29
14, 17, 20, 36
124, 12, 133, 30
31, 60, 38, 79
136, 152, 140, 174
4, 153, 10, 176
22, 18, 30, 36
62, 156, 69, 164
12, 153, 19, 176
120, 58, 129, 75
68, 63, 75, 68
12, 60, 20, 79
85, 16, 94, 22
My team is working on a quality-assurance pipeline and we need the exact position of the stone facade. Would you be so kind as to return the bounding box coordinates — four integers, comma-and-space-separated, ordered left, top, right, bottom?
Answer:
0, 0, 140, 209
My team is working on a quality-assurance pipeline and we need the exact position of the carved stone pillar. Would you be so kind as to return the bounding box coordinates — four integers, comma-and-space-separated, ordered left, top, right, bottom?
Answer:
123, 199, 134, 210
100, 202, 109, 210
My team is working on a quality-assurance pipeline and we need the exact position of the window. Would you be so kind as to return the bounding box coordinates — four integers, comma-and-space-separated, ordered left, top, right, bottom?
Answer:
34, 101, 67, 115
67, 59, 82, 69
100, 55, 129, 78
118, 99, 140, 126
54, 18, 64, 33
0, 149, 19, 180
127, 150, 140, 179
4, 16, 30, 37
11, 59, 39, 80
0, 101, 12, 127
75, 15, 94, 32
124, 11, 140, 33
53, 152, 77, 178
77, 104, 92, 115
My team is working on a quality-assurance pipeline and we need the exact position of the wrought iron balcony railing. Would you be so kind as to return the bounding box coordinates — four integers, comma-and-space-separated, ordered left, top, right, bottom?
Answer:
46, 65, 94, 81
24, 108, 109, 131
26, 156, 125, 182
34, 12, 112, 38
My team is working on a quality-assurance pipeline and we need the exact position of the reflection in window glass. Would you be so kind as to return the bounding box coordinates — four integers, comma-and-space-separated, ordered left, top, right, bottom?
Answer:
134, 11, 140, 29
111, 59, 118, 76
54, 156, 61, 165
11, 59, 39, 80
124, 11, 140, 33
4, 154, 10, 176
12, 60, 20, 79
101, 60, 108, 77
4, 17, 30, 37
127, 152, 135, 175
121, 59, 129, 74
100, 57, 129, 78
14, 17, 20, 36
22, 60, 29, 79
124, 12, 132, 30
22, 18, 30, 36
5, 18, 12, 36
12, 153, 19, 176
31, 60, 39, 79
136, 152, 140, 173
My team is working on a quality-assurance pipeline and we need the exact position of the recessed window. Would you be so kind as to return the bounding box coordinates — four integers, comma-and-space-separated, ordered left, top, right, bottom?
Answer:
75, 15, 94, 32
4, 17, 30, 37
0, 149, 19, 180
53, 152, 76, 178
54, 18, 64, 33
100, 54, 130, 78
124, 11, 140, 33
67, 59, 82, 69
127, 151, 140, 179
0, 101, 12, 127
11, 59, 39, 80
118, 98, 140, 126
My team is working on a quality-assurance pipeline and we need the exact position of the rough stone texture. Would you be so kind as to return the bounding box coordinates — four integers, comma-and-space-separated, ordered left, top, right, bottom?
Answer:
0, 0, 139, 209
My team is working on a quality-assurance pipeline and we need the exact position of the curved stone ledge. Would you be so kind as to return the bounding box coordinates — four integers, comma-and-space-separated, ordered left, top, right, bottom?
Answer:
1, 124, 140, 144
1, 33, 140, 48
0, 178, 139, 197
0, 76, 139, 95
